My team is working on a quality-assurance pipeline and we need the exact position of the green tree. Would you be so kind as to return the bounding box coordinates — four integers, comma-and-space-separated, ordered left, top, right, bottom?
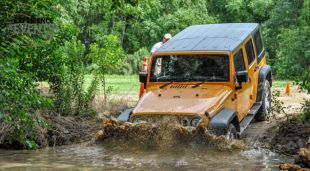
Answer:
89, 35, 124, 104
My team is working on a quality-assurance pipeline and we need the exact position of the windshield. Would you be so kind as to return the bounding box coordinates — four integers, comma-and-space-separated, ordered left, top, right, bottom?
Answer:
150, 54, 229, 82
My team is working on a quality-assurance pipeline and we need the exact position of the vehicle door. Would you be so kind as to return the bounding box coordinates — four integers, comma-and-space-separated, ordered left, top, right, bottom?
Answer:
252, 29, 266, 101
244, 37, 259, 107
233, 47, 252, 120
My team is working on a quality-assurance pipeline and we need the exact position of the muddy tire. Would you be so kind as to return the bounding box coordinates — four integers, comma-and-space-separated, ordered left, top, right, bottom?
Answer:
226, 124, 237, 140
255, 80, 271, 121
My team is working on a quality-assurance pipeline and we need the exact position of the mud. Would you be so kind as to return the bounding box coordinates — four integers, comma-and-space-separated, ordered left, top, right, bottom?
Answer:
279, 138, 310, 170
260, 118, 310, 155
95, 118, 245, 153
0, 113, 101, 149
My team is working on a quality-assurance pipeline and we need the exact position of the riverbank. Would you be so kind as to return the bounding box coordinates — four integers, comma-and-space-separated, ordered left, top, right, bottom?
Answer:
258, 118, 310, 170
0, 113, 101, 149
261, 118, 310, 155
259, 86, 310, 170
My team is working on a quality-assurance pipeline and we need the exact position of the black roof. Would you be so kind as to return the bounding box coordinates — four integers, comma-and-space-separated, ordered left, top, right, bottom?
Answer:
156, 23, 259, 53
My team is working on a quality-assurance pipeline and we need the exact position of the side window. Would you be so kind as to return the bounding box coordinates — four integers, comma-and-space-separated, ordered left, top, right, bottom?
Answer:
254, 29, 264, 63
234, 49, 246, 72
245, 39, 255, 65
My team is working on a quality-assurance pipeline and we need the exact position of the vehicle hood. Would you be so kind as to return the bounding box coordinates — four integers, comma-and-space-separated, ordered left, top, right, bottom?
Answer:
133, 84, 233, 116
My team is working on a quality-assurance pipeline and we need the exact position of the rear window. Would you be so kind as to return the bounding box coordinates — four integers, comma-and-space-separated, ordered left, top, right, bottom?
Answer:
254, 29, 264, 63
245, 39, 255, 66
150, 54, 229, 82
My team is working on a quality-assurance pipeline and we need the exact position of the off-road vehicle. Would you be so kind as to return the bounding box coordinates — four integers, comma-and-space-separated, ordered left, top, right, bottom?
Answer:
118, 23, 272, 138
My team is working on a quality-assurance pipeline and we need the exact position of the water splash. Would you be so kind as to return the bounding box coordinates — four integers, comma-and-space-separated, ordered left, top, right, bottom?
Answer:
95, 118, 246, 152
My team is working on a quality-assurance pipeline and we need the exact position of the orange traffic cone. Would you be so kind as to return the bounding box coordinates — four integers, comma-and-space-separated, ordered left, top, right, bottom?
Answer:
285, 82, 290, 96
141, 57, 148, 72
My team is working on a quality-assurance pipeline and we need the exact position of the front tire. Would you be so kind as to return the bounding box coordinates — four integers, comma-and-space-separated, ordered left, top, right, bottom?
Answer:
255, 80, 271, 121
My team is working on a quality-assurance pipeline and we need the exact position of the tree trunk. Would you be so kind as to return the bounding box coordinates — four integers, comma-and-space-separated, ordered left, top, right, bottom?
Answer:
121, 17, 127, 46
102, 74, 107, 105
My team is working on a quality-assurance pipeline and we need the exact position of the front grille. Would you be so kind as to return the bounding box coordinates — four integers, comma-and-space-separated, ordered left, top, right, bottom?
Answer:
130, 115, 200, 127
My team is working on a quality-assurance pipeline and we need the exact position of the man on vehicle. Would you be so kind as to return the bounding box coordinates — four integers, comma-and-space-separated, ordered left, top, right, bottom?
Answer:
150, 33, 172, 53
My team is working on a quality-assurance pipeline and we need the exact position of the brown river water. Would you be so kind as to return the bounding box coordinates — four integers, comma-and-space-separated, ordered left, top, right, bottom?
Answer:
0, 122, 292, 171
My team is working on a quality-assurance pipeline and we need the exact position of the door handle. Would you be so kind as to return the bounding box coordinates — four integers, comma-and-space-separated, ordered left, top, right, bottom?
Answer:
254, 66, 260, 72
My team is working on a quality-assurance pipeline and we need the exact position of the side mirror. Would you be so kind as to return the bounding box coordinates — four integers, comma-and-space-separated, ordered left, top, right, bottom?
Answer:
236, 71, 249, 83
139, 72, 147, 85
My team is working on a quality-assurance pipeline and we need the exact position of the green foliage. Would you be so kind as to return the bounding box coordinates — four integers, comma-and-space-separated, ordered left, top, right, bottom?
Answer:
1, 0, 310, 150
88, 35, 124, 104
263, 0, 304, 68
272, 0, 310, 116
269, 90, 290, 122
89, 35, 124, 74
300, 99, 310, 122
0, 40, 52, 149
274, 28, 306, 78
54, 37, 98, 115
116, 47, 149, 75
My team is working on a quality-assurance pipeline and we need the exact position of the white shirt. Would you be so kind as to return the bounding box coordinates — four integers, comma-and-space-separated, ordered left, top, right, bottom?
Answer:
150, 42, 163, 53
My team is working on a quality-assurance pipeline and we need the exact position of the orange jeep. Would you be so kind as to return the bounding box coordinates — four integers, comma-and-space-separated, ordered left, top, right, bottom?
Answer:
118, 23, 272, 138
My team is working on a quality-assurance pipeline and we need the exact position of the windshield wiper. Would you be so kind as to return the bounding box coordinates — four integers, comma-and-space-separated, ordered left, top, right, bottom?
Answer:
159, 82, 173, 89
192, 81, 206, 88
192, 77, 226, 88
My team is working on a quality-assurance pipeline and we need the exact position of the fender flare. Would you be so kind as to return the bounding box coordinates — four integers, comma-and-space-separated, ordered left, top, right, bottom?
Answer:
208, 108, 238, 135
117, 108, 133, 122
256, 65, 272, 102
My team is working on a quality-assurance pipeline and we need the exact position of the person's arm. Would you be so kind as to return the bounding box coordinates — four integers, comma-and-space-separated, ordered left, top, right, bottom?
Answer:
150, 42, 163, 53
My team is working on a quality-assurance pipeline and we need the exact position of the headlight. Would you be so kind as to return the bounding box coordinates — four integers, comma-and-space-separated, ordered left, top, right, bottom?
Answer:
190, 118, 200, 127
132, 117, 141, 124
181, 119, 188, 126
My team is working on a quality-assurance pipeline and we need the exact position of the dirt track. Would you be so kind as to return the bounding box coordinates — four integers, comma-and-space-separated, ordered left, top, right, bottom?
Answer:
274, 86, 309, 115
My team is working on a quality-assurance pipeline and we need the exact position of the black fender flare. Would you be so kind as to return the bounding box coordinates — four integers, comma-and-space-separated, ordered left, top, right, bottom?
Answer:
208, 108, 239, 135
117, 108, 133, 122
256, 65, 272, 102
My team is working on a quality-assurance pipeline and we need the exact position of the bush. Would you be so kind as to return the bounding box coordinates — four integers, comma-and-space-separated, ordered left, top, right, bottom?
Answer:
117, 47, 149, 75
88, 35, 124, 104
53, 37, 98, 116
300, 99, 310, 122
0, 39, 52, 149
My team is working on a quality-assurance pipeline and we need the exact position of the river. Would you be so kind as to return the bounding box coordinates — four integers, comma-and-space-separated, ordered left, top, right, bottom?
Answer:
0, 122, 292, 171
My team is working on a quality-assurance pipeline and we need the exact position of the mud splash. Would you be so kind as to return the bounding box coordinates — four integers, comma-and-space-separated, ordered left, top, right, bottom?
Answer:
95, 118, 245, 153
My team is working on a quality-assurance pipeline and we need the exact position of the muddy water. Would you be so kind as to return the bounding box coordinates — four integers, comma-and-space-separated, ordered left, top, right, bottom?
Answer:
0, 122, 292, 171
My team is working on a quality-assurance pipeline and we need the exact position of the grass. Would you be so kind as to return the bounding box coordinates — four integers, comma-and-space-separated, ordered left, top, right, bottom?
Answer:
85, 74, 139, 95
272, 80, 291, 88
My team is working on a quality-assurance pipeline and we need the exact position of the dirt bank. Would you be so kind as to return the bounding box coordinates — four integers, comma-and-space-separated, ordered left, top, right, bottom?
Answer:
258, 86, 310, 170
279, 138, 310, 170
259, 86, 310, 154
0, 113, 101, 149
43, 114, 100, 147
261, 118, 310, 155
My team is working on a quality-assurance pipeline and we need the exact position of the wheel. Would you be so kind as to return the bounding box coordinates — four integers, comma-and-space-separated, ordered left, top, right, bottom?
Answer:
226, 124, 237, 140
255, 80, 271, 121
